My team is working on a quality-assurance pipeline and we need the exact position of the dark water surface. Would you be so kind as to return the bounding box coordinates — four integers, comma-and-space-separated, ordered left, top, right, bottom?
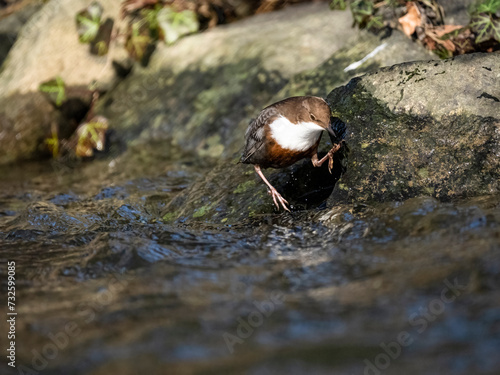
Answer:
1, 143, 499, 375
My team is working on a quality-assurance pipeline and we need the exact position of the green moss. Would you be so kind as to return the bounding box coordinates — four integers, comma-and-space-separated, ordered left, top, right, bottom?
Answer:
162, 211, 178, 222
277, 36, 384, 100
418, 168, 429, 179
338, 183, 348, 190
424, 187, 435, 195
193, 203, 214, 218
233, 180, 256, 194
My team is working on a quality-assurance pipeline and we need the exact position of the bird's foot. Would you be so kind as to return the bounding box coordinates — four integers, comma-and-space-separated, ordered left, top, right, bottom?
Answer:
312, 142, 343, 173
268, 188, 290, 212
326, 142, 342, 174
328, 155, 334, 174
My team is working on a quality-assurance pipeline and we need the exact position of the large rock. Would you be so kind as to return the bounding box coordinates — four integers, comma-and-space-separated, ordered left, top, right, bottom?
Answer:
146, 3, 355, 77
163, 52, 500, 225
0, 92, 61, 164
326, 52, 500, 204
0, 0, 128, 164
100, 26, 435, 160
98, 3, 359, 158
439, 0, 476, 25
0, 1, 43, 67
160, 31, 437, 224
0, 0, 125, 96
0, 2, 358, 165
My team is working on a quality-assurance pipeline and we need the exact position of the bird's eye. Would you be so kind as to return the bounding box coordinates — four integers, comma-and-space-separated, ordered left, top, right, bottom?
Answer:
310, 114, 317, 121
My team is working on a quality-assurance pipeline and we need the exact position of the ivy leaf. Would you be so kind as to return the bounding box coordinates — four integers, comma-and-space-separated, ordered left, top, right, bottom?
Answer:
470, 12, 500, 43
125, 19, 154, 63
473, 0, 500, 15
366, 15, 384, 30
39, 76, 66, 106
90, 18, 114, 56
141, 5, 162, 36
157, 7, 199, 45
76, 1, 103, 43
330, 0, 347, 11
350, 0, 375, 28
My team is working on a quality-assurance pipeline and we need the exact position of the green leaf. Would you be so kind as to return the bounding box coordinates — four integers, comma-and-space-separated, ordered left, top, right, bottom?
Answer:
366, 15, 384, 30
125, 20, 154, 62
75, 116, 109, 158
351, 0, 374, 16
157, 7, 199, 45
45, 129, 59, 158
141, 5, 162, 36
39, 76, 66, 106
330, 0, 347, 11
350, 0, 375, 27
470, 12, 500, 43
472, 0, 500, 15
75, 1, 103, 43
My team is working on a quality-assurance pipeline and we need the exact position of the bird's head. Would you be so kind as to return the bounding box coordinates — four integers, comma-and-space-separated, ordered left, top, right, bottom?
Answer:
300, 96, 342, 140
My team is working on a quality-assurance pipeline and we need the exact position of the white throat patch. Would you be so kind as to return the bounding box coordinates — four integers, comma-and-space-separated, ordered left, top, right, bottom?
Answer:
269, 115, 324, 151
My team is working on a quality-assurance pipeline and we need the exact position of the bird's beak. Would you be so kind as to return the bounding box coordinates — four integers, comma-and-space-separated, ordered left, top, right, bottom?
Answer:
326, 123, 337, 139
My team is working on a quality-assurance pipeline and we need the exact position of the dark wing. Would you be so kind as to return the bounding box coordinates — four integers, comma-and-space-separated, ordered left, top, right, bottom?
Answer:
239, 106, 279, 164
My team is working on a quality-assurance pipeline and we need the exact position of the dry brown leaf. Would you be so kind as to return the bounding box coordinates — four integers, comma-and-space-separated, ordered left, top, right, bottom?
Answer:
424, 24, 463, 52
424, 36, 436, 50
398, 2, 422, 37
452, 28, 475, 55
433, 24, 463, 38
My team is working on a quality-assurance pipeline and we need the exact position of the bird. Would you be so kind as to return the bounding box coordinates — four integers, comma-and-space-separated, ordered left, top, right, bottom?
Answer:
240, 96, 346, 212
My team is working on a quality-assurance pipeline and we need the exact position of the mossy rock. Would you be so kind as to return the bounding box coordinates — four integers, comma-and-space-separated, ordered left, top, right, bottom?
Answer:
326, 53, 500, 204
163, 148, 346, 225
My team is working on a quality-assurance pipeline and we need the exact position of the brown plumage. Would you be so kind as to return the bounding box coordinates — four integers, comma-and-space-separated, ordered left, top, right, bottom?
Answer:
240, 96, 344, 212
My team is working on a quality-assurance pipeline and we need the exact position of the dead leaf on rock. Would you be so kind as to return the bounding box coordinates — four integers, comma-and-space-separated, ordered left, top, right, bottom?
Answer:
433, 24, 464, 36
425, 24, 464, 52
399, 2, 422, 37
451, 28, 476, 55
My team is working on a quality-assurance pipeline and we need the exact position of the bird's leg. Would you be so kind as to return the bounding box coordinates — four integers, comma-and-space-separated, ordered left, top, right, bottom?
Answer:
254, 165, 290, 212
311, 142, 342, 173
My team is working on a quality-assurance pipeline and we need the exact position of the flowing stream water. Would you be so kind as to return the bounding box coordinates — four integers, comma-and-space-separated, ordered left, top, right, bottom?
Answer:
1, 141, 499, 375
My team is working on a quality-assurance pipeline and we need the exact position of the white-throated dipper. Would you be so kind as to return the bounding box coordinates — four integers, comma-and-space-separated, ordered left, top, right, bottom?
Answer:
240, 96, 345, 212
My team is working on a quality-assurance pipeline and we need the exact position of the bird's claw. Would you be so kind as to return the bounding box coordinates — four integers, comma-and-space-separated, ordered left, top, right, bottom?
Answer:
324, 149, 335, 174
327, 142, 342, 174
328, 155, 334, 174
268, 188, 290, 212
